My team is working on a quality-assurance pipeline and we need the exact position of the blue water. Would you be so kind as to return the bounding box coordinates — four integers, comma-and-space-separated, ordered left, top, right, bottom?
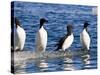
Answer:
12, 1, 97, 74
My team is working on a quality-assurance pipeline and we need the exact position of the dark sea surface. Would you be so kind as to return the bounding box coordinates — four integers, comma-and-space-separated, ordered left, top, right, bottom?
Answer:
12, 1, 97, 74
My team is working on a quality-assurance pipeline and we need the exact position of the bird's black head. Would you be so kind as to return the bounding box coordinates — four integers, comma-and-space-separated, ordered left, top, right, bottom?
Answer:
67, 25, 73, 29
40, 18, 48, 28
15, 17, 21, 28
84, 22, 89, 28
67, 25, 73, 35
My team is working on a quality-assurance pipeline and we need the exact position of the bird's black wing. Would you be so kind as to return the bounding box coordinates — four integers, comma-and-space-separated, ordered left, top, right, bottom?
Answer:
55, 34, 68, 51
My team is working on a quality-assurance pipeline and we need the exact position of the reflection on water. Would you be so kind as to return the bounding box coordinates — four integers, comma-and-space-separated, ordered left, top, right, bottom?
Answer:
13, 49, 97, 74
36, 59, 48, 72
82, 53, 90, 65
63, 57, 74, 71
81, 51, 91, 69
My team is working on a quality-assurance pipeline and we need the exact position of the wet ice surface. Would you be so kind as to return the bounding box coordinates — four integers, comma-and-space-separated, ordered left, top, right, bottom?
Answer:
12, 1, 97, 74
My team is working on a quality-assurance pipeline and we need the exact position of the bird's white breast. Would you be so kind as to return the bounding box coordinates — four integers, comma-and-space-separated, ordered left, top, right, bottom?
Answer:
62, 34, 74, 51
14, 29, 19, 50
15, 25, 26, 50
80, 29, 90, 50
35, 27, 47, 52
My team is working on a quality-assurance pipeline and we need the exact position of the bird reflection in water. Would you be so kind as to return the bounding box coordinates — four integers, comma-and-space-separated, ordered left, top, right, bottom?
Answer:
63, 57, 75, 71
36, 59, 48, 72
81, 50, 91, 69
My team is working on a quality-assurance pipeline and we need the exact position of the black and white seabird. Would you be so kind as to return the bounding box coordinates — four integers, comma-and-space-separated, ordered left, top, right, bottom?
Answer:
56, 25, 74, 51
80, 22, 90, 50
35, 18, 48, 53
13, 17, 26, 51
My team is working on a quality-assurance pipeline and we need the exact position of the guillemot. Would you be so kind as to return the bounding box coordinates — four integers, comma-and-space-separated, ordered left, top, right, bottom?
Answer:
13, 17, 26, 51
56, 25, 74, 51
80, 22, 90, 50
35, 18, 48, 53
